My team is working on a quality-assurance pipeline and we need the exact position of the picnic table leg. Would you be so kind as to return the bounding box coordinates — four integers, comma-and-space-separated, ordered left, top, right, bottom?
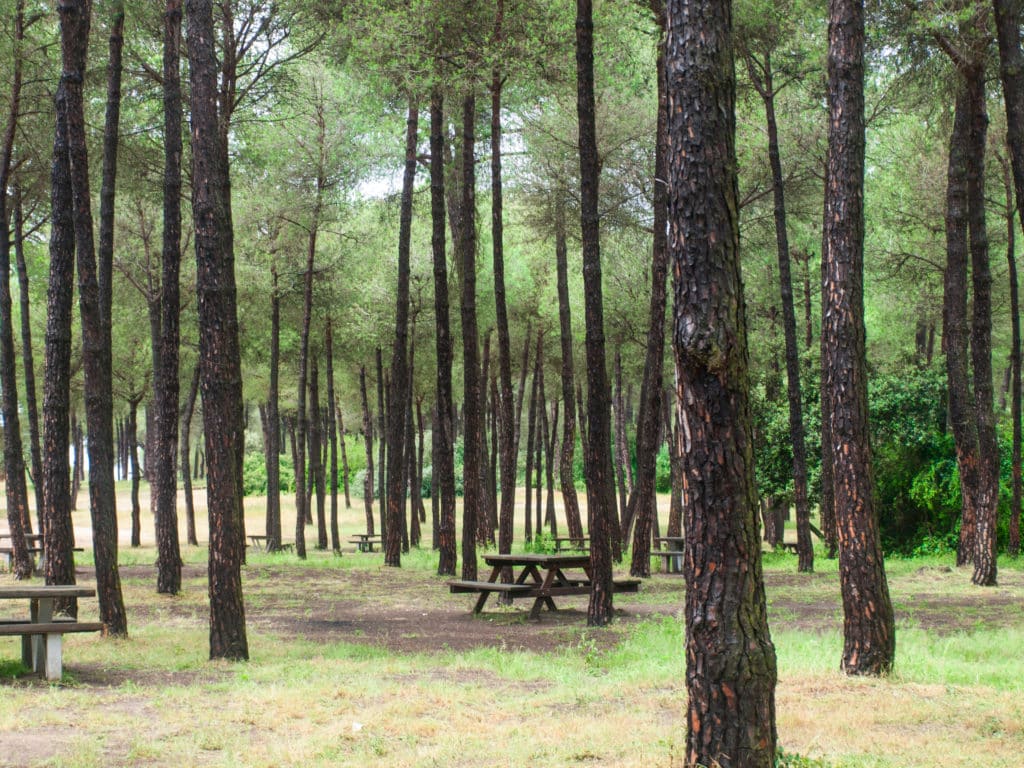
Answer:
30, 597, 54, 675
529, 568, 561, 620
473, 565, 503, 614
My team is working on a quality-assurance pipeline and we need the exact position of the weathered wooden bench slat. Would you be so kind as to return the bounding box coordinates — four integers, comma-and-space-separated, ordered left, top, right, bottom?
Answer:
447, 580, 535, 594
0, 621, 104, 636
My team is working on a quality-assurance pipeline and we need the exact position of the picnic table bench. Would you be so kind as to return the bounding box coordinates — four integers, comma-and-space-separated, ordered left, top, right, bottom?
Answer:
247, 535, 294, 553
448, 553, 640, 619
0, 585, 102, 680
552, 536, 589, 552
348, 533, 382, 552
653, 536, 684, 573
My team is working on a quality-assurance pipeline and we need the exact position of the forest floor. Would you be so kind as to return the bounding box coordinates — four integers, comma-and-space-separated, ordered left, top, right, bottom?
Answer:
1, 487, 1022, 767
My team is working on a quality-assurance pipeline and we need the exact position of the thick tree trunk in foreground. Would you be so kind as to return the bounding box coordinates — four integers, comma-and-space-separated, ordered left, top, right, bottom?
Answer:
43, 71, 78, 595
430, 88, 457, 575
66, 0, 128, 636
577, 0, 615, 625
823, 0, 894, 675
154, 0, 185, 591
459, 92, 481, 581
187, 0, 248, 660
385, 100, 418, 567
666, 0, 778, 762
1001, 157, 1022, 557
964, 70, 998, 587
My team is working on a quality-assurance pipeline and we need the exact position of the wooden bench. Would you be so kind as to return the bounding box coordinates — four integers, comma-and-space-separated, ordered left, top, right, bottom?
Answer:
0, 547, 43, 570
348, 534, 382, 553
0, 620, 103, 680
448, 580, 536, 595
655, 550, 684, 574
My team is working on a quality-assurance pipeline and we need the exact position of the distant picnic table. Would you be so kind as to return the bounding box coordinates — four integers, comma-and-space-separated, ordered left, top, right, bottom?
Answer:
448, 553, 640, 620
247, 535, 294, 553
653, 536, 684, 573
552, 536, 589, 552
348, 533, 382, 553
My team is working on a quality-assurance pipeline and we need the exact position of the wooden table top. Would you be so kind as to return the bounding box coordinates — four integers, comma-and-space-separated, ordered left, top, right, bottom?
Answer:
0, 585, 96, 600
483, 553, 591, 567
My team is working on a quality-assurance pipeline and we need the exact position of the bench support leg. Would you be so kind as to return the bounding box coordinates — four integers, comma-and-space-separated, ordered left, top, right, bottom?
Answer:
44, 633, 62, 681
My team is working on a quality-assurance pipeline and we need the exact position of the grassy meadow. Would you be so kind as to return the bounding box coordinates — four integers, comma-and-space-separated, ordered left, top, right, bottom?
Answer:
0, 484, 1022, 767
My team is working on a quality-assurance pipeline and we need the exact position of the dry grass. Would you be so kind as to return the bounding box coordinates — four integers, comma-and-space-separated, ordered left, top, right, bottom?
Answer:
0, 484, 1022, 767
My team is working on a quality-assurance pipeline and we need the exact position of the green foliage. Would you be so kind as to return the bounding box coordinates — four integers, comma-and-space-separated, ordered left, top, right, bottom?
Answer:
243, 451, 296, 497
775, 749, 835, 768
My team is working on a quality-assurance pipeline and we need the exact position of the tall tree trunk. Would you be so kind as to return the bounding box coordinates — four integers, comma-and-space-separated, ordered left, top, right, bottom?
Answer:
823, 0, 895, 674
965, 70, 998, 587
489, 372, 500, 533
477, 331, 493, 545
385, 100, 418, 567
430, 88, 457, 576
407, 387, 420, 549
326, 319, 340, 551
359, 365, 376, 536
666, 0, 779, 761
128, 399, 142, 547
544, 399, 559, 536
576, 0, 616, 625
946, 85, 982, 570
0, 0, 31, 578
376, 346, 386, 536
747, 49, 813, 573
187, 0, 248, 660
491, 19, 518, 570
613, 351, 629, 529
13, 188, 45, 534
181, 363, 200, 546
338, 406, 351, 510
154, 0, 184, 594
264, 269, 282, 550
628, 4, 668, 578
554, 201, 585, 543
459, 92, 481, 581
309, 355, 327, 550
1001, 155, 1022, 558
43, 65, 77, 594
819, 210, 837, 557
524, 339, 540, 543
66, 0, 128, 636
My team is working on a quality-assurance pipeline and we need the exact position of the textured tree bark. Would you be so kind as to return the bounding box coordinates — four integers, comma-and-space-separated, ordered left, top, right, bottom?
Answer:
524, 338, 540, 543
154, 0, 184, 593
544, 400, 559, 536
430, 88, 457, 576
1001, 156, 1022, 557
477, 332, 494, 545
459, 92, 481, 581
613, 351, 629, 529
994, 0, 1024, 558
666, 0, 779, 761
489, 373, 499, 533
964, 70, 998, 587
309, 356, 327, 550
376, 346, 386, 537
181, 363, 200, 546
0, 0, 32, 578
385, 100, 418, 567
576, 0, 616, 626
65, 0, 128, 636
628, 6, 668, 578
554, 201, 585, 542
823, 0, 895, 675
818, 222, 837, 557
43, 72, 78, 597
745, 47, 813, 572
945, 85, 981, 569
13, 189, 44, 534
359, 365, 376, 537
326, 320, 340, 551
187, 0, 248, 660
128, 399, 142, 548
264, 269, 282, 550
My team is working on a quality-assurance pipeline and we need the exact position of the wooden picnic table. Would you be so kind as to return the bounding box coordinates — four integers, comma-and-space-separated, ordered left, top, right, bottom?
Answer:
247, 535, 294, 553
0, 585, 101, 680
653, 536, 685, 573
552, 536, 589, 552
448, 553, 640, 620
348, 533, 382, 553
